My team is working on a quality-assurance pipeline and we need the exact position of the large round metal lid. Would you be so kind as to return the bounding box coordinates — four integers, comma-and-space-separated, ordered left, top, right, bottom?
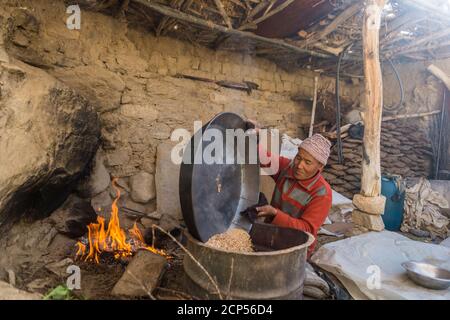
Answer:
179, 112, 260, 242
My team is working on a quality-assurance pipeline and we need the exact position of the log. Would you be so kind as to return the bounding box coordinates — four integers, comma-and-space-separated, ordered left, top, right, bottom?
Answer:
213, 0, 233, 28
240, 0, 296, 31
382, 110, 441, 121
427, 64, 450, 91
244, 0, 270, 24
308, 76, 319, 137
304, 2, 363, 45
390, 28, 450, 56
380, 12, 423, 44
360, 0, 385, 197
312, 42, 346, 56
397, 40, 450, 57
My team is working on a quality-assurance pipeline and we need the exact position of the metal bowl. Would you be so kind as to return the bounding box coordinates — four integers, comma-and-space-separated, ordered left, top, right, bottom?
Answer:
402, 261, 450, 290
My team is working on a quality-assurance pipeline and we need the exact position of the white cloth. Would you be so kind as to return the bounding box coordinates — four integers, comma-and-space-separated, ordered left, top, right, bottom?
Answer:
311, 231, 450, 300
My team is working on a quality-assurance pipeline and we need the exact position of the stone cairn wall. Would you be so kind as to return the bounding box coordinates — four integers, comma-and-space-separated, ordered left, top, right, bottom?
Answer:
322, 119, 434, 199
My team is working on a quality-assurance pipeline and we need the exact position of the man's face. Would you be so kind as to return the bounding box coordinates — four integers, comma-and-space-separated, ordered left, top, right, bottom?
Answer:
293, 148, 324, 180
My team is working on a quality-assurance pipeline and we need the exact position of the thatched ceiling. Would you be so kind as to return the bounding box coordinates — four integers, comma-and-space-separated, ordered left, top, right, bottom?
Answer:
74, 0, 450, 77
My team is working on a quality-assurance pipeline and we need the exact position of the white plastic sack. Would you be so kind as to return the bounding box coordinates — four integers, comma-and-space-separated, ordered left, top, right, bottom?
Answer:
280, 133, 302, 159
311, 231, 450, 300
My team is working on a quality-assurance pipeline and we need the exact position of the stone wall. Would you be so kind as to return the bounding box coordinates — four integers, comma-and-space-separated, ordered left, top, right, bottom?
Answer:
382, 58, 450, 177
0, 1, 360, 226
382, 59, 450, 114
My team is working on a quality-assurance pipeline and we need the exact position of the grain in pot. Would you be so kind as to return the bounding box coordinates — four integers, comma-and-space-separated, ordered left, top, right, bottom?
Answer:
205, 228, 254, 253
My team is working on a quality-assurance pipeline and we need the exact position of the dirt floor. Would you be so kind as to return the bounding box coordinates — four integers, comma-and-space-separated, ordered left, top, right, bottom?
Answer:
1, 212, 441, 300
0, 214, 358, 300
0, 214, 189, 300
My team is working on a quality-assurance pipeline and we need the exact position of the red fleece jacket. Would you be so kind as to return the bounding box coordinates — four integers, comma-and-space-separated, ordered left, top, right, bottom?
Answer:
260, 146, 332, 257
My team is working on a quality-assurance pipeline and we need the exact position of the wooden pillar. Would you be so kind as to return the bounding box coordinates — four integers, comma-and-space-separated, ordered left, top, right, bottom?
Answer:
352, 0, 386, 231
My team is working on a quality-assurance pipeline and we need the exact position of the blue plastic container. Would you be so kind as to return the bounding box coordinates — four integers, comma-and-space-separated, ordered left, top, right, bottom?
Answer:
381, 176, 405, 231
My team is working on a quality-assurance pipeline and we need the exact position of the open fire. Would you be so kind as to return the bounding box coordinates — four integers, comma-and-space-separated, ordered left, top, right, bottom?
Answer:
75, 178, 168, 263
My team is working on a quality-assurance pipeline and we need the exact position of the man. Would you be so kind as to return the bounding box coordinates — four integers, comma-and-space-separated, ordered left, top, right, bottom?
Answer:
254, 128, 333, 257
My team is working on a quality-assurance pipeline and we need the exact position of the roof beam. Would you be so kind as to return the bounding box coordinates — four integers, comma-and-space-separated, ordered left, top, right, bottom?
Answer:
303, 1, 364, 46
239, 0, 296, 31
132, 0, 332, 59
213, 0, 233, 28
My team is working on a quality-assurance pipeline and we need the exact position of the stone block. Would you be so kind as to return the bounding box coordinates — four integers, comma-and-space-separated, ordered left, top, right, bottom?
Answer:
0, 281, 42, 300
352, 194, 386, 215
283, 81, 292, 92
129, 171, 156, 203
156, 141, 184, 220
121, 104, 159, 122
191, 57, 200, 70
76, 151, 110, 198
111, 250, 167, 297
176, 56, 191, 72
106, 148, 130, 166
352, 209, 385, 231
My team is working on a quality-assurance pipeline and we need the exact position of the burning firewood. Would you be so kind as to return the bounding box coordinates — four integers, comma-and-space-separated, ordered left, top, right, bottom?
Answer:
75, 178, 168, 263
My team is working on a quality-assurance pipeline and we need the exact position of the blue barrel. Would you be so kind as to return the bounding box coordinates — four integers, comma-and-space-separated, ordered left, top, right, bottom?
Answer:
381, 176, 405, 231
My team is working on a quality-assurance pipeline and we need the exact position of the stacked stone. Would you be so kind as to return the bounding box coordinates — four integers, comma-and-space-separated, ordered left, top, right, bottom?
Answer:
322, 119, 433, 199
322, 140, 362, 199
380, 121, 433, 177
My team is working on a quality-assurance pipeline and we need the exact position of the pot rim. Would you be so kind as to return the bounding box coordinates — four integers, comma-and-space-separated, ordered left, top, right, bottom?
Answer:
184, 229, 315, 256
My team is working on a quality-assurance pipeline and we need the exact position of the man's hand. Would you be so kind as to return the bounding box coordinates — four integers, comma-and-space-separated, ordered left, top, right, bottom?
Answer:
256, 205, 277, 218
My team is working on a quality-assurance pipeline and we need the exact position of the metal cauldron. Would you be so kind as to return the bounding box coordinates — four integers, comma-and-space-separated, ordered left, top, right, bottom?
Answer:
183, 223, 314, 300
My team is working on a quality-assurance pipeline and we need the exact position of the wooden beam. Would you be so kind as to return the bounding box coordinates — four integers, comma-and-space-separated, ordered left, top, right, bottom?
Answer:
389, 28, 450, 56
360, 0, 385, 198
396, 40, 450, 57
245, 0, 270, 23
239, 0, 296, 31
308, 76, 319, 137
350, 0, 387, 232
380, 12, 424, 45
382, 110, 441, 121
312, 42, 347, 56
132, 0, 332, 59
303, 2, 364, 46
156, 0, 183, 36
427, 64, 450, 91
227, 0, 247, 10
213, 0, 233, 28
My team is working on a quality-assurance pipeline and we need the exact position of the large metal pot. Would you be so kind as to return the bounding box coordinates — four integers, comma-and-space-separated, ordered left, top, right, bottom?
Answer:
179, 112, 260, 242
183, 223, 315, 300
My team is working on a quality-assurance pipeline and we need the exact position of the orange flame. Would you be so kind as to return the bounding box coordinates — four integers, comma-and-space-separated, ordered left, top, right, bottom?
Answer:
76, 178, 168, 263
